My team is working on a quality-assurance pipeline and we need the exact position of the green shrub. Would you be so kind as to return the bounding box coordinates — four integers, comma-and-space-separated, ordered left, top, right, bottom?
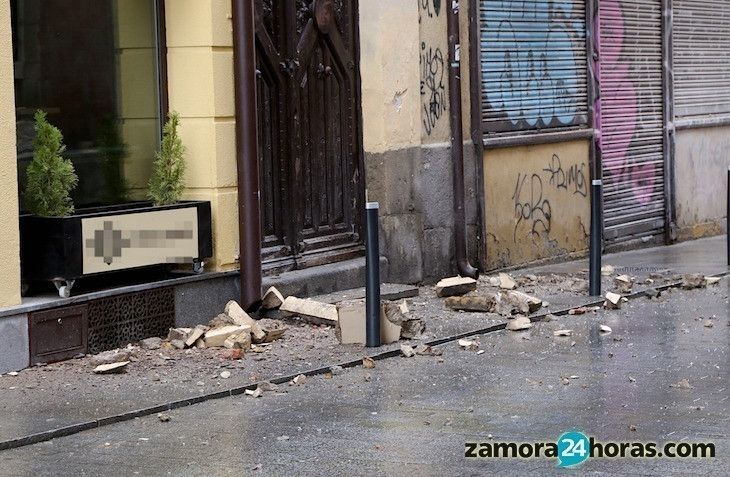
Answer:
148, 112, 186, 206
24, 110, 78, 217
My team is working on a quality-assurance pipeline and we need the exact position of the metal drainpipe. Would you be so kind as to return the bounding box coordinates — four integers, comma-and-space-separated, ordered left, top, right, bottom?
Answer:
232, 0, 263, 310
447, 0, 479, 279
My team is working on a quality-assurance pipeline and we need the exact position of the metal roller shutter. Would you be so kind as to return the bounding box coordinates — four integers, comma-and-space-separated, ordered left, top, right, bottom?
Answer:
674, 0, 730, 120
479, 0, 589, 134
599, 0, 666, 244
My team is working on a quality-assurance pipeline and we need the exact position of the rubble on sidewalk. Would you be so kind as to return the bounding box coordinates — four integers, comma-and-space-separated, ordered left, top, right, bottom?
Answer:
89, 349, 132, 367
261, 286, 285, 310
139, 337, 163, 350
204, 325, 250, 348
604, 292, 625, 310
506, 316, 532, 331
568, 306, 600, 315
93, 361, 129, 374
446, 294, 495, 312
498, 291, 543, 315
400, 344, 415, 358
497, 273, 517, 290
614, 275, 633, 293
225, 301, 266, 342
435, 276, 478, 298
458, 339, 479, 351
681, 273, 723, 289
280, 296, 339, 326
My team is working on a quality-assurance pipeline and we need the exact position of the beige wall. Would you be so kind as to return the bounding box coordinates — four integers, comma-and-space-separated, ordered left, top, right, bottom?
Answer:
0, 2, 21, 307
675, 126, 730, 240
483, 140, 591, 269
165, 0, 238, 271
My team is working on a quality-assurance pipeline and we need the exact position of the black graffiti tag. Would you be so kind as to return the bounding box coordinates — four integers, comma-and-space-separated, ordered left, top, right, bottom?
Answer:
513, 173, 552, 242
420, 42, 447, 136
419, 0, 441, 18
543, 154, 588, 197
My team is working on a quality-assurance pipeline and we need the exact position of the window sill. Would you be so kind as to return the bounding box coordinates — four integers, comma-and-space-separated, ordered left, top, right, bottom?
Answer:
675, 115, 730, 131
482, 128, 594, 149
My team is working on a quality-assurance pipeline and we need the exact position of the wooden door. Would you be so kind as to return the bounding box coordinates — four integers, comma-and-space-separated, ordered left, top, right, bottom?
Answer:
255, 0, 363, 273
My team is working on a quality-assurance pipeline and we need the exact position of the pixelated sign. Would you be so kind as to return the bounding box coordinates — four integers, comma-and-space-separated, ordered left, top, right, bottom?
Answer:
82, 208, 199, 274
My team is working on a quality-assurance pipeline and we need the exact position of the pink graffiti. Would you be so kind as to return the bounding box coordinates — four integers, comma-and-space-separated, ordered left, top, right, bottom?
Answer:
599, 0, 657, 205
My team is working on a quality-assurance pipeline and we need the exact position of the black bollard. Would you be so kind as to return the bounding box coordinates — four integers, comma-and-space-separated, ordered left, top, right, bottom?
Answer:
589, 179, 603, 296
365, 202, 381, 348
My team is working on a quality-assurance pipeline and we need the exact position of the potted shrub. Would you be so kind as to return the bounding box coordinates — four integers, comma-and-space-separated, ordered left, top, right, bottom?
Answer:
20, 112, 212, 297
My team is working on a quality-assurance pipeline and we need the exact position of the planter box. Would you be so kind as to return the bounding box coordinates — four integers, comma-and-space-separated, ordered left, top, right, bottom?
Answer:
20, 201, 212, 296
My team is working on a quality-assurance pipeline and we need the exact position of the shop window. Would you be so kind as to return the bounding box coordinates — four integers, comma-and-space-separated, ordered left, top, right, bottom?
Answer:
12, 0, 162, 209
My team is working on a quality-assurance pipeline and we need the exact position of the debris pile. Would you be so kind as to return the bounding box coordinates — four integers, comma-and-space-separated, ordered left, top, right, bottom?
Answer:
162, 298, 287, 354
438, 273, 544, 319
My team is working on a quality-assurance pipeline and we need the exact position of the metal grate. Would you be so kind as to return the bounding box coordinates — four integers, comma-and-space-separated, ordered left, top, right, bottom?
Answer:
674, 0, 730, 120
599, 0, 666, 244
87, 287, 175, 354
479, 0, 589, 134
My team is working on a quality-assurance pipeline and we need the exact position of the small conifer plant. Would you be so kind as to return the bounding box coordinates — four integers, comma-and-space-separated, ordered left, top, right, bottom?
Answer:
148, 112, 186, 206
24, 110, 78, 217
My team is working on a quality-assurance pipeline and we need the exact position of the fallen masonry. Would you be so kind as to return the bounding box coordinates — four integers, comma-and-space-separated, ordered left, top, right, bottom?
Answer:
435, 276, 478, 298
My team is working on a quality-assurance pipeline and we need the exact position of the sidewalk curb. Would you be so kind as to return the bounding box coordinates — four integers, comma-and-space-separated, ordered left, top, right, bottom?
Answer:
0, 272, 726, 453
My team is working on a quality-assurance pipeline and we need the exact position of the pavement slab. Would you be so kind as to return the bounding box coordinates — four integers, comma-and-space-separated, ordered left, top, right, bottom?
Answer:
0, 279, 726, 476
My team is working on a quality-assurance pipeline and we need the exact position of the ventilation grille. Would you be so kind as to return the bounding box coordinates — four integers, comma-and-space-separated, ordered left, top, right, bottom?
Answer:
87, 288, 175, 354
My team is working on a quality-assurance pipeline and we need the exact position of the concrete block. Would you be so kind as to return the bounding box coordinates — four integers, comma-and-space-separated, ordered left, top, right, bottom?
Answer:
336, 299, 401, 345
0, 315, 29, 374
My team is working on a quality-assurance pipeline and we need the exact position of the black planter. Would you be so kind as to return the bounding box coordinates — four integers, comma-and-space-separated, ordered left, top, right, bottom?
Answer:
20, 201, 213, 297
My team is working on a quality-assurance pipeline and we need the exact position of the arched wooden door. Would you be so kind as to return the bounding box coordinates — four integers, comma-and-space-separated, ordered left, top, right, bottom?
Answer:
255, 0, 363, 273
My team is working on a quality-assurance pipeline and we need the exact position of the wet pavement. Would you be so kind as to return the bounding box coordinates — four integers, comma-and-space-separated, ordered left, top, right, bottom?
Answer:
0, 276, 726, 476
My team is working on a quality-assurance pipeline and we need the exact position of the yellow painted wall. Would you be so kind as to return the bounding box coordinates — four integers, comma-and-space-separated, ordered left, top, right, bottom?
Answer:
115, 0, 159, 199
483, 140, 591, 269
417, 0, 473, 145
165, 0, 238, 271
0, 2, 22, 307
359, 0, 421, 154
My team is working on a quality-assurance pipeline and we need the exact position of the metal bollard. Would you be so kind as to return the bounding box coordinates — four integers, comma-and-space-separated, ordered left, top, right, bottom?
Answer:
589, 179, 603, 296
727, 166, 729, 266
365, 202, 381, 348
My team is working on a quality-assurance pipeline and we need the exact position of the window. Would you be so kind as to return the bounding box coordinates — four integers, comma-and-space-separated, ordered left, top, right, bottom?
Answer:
479, 0, 589, 136
12, 0, 162, 209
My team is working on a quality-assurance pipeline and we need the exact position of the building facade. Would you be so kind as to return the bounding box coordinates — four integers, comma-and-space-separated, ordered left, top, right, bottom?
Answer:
0, 0, 728, 372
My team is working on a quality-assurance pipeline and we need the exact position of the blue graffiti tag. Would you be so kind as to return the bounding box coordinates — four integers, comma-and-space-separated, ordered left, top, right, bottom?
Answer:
482, 0, 584, 128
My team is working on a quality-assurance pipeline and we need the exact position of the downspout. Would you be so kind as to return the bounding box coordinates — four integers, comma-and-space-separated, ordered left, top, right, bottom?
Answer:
232, 0, 263, 310
447, 0, 479, 279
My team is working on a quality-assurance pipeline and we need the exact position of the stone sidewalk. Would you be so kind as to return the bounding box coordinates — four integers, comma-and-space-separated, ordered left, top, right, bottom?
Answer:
0, 235, 726, 450
0, 281, 726, 476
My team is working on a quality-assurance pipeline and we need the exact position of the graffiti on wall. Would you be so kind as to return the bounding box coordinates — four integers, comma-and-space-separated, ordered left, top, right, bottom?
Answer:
420, 42, 447, 137
419, 0, 441, 18
543, 154, 587, 197
483, 0, 584, 129
599, 0, 660, 205
512, 154, 587, 242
